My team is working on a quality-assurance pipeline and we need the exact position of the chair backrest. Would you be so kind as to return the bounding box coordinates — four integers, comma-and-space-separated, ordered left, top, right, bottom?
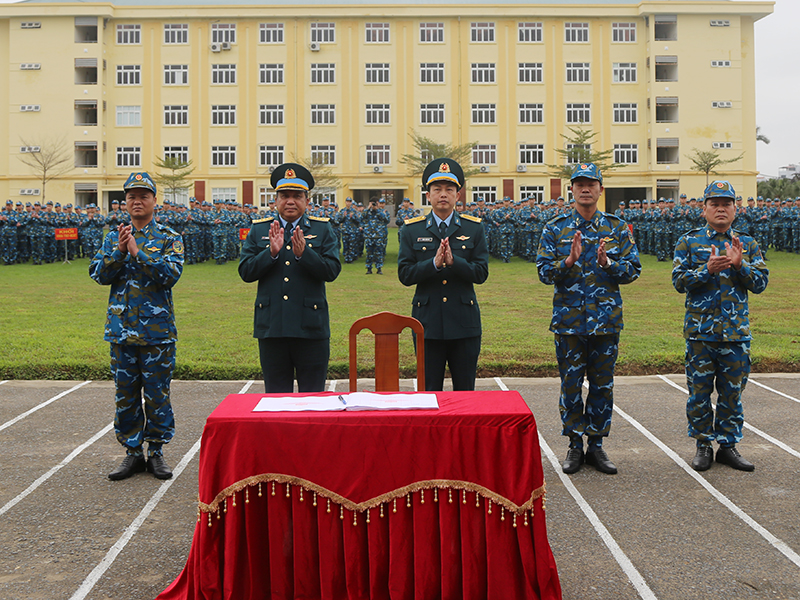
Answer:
349, 312, 425, 392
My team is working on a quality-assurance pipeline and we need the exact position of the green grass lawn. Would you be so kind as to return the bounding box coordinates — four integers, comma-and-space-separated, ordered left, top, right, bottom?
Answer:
2, 237, 798, 380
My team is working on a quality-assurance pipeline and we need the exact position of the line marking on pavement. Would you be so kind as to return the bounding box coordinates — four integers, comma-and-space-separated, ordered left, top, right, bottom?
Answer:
0, 380, 8, 386
498, 377, 658, 599
612, 403, 800, 569
328, 379, 337, 392
748, 377, 800, 405
0, 381, 91, 433
412, 378, 417, 391
0, 422, 114, 518
655, 375, 800, 460
69, 379, 254, 600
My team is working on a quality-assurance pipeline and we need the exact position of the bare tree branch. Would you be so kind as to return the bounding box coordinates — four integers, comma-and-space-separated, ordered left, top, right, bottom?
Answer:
18, 136, 73, 203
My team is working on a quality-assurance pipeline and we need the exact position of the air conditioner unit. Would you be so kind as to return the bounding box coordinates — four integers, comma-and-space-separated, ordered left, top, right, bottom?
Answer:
373, 165, 384, 173
221, 42, 231, 50
479, 166, 489, 173
210, 42, 222, 52
516, 164, 527, 173
309, 42, 321, 52
268, 166, 276, 173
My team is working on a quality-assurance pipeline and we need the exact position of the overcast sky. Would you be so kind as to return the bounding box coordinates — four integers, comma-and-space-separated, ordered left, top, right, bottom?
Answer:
0, 0, 791, 175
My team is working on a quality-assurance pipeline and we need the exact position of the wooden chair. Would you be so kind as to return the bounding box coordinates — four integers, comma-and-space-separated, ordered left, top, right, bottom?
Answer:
349, 312, 425, 392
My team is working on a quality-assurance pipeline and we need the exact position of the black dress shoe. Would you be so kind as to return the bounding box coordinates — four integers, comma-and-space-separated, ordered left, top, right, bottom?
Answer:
691, 446, 714, 471
716, 445, 754, 471
562, 448, 584, 474
147, 455, 174, 480
585, 449, 618, 474
108, 455, 146, 481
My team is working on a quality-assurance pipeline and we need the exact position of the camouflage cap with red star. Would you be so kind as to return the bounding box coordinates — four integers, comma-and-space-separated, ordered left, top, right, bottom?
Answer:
123, 172, 157, 194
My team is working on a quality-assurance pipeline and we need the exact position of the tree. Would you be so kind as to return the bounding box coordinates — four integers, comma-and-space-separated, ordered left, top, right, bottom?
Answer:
17, 136, 73, 203
756, 126, 770, 145
546, 126, 624, 180
757, 177, 800, 199
685, 148, 744, 185
399, 131, 480, 178
152, 156, 195, 202
290, 154, 341, 193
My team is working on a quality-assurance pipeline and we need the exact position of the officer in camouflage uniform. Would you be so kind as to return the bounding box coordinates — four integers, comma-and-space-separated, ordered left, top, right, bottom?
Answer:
337, 197, 360, 263
1, 200, 18, 265
395, 197, 416, 243
673, 180, 768, 472
494, 196, 516, 262
84, 203, 107, 259
537, 163, 641, 475
90, 172, 184, 481
210, 199, 230, 264
362, 197, 390, 274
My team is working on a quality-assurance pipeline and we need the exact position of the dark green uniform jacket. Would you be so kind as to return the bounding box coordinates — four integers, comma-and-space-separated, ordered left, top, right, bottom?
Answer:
239, 215, 341, 339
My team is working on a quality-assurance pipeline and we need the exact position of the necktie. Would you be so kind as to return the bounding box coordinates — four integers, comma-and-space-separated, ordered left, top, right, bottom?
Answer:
438, 220, 447, 238
284, 222, 293, 242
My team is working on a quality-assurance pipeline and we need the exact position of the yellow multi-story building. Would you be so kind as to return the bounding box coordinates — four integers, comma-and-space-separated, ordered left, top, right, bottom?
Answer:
0, 0, 773, 212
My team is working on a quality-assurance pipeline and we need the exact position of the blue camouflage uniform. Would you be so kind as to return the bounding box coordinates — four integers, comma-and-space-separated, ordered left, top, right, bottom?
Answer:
362, 201, 390, 273
89, 172, 184, 458
672, 181, 769, 450
537, 164, 641, 453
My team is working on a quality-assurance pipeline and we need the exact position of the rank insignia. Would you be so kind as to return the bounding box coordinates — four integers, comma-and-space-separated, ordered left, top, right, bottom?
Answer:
456, 235, 470, 241
304, 234, 317, 239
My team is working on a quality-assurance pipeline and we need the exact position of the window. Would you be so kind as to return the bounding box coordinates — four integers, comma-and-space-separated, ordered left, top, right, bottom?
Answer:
420, 103, 445, 124
656, 138, 679, 164
211, 146, 236, 166
519, 103, 544, 124
711, 60, 731, 68
471, 22, 495, 43
117, 24, 140, 45
258, 187, 276, 207
116, 65, 141, 86
311, 63, 335, 84
656, 97, 679, 123
310, 104, 335, 125
366, 104, 390, 125
212, 64, 236, 84
212, 105, 236, 126
614, 144, 638, 164
420, 63, 445, 83
565, 22, 589, 43
164, 24, 188, 44
164, 105, 188, 126
365, 63, 390, 84
366, 145, 390, 165
164, 64, 188, 85
164, 146, 189, 163
366, 23, 389, 43
472, 144, 496, 165
519, 144, 544, 165
712, 141, 733, 149
311, 145, 336, 165
566, 103, 591, 123
565, 144, 591, 164
566, 62, 590, 83
471, 63, 495, 84
655, 56, 678, 82
520, 186, 544, 203
311, 22, 335, 44
613, 62, 637, 83
613, 103, 638, 123
212, 187, 237, 203
654, 15, 677, 41
518, 22, 543, 43
75, 16, 97, 43
260, 23, 284, 43
420, 22, 444, 43
612, 22, 636, 42
471, 104, 496, 124
259, 145, 284, 167
116, 105, 141, 126
471, 186, 496, 203
75, 58, 98, 84
259, 63, 284, 84
519, 63, 543, 83
74, 100, 97, 126
259, 104, 284, 125
211, 23, 236, 44
116, 146, 141, 168
75, 142, 97, 168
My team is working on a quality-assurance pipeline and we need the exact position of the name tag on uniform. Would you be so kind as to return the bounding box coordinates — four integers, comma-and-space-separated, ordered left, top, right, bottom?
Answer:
417, 236, 433, 242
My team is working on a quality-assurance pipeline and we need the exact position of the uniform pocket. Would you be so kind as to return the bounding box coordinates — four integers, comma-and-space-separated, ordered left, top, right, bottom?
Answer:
302, 297, 327, 333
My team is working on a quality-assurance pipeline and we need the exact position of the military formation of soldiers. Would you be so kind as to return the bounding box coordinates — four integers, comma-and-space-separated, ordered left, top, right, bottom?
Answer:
4, 192, 800, 267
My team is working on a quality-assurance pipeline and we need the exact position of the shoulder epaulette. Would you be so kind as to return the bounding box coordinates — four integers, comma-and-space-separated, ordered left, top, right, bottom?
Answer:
405, 215, 425, 225
251, 217, 274, 224
309, 215, 330, 222
461, 214, 482, 223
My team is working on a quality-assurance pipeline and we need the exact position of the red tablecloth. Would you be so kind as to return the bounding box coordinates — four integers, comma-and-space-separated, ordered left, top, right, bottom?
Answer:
158, 391, 561, 600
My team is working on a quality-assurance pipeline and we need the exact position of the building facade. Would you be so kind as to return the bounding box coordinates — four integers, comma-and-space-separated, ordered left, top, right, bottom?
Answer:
0, 0, 773, 212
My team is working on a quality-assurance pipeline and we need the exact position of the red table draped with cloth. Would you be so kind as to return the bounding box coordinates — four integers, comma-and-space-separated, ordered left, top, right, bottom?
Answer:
157, 391, 562, 600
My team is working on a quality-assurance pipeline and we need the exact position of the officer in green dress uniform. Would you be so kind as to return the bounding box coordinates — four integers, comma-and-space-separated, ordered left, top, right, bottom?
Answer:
239, 163, 342, 393
397, 158, 489, 391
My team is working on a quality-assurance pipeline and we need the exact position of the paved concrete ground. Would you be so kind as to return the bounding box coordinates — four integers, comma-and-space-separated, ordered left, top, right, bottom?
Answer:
1, 375, 799, 600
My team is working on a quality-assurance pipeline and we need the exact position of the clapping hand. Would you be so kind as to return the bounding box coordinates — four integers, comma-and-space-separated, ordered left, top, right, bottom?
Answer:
564, 231, 582, 268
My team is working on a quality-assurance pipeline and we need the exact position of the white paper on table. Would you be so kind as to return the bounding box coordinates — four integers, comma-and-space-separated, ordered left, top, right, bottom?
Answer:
253, 396, 346, 412
342, 392, 439, 411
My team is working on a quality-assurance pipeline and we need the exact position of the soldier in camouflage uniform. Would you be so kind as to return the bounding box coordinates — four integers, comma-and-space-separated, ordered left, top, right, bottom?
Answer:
337, 197, 361, 263
89, 172, 184, 481
672, 180, 768, 472
362, 198, 390, 274
395, 197, 415, 243
494, 197, 516, 262
537, 163, 641, 475
1, 200, 18, 265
